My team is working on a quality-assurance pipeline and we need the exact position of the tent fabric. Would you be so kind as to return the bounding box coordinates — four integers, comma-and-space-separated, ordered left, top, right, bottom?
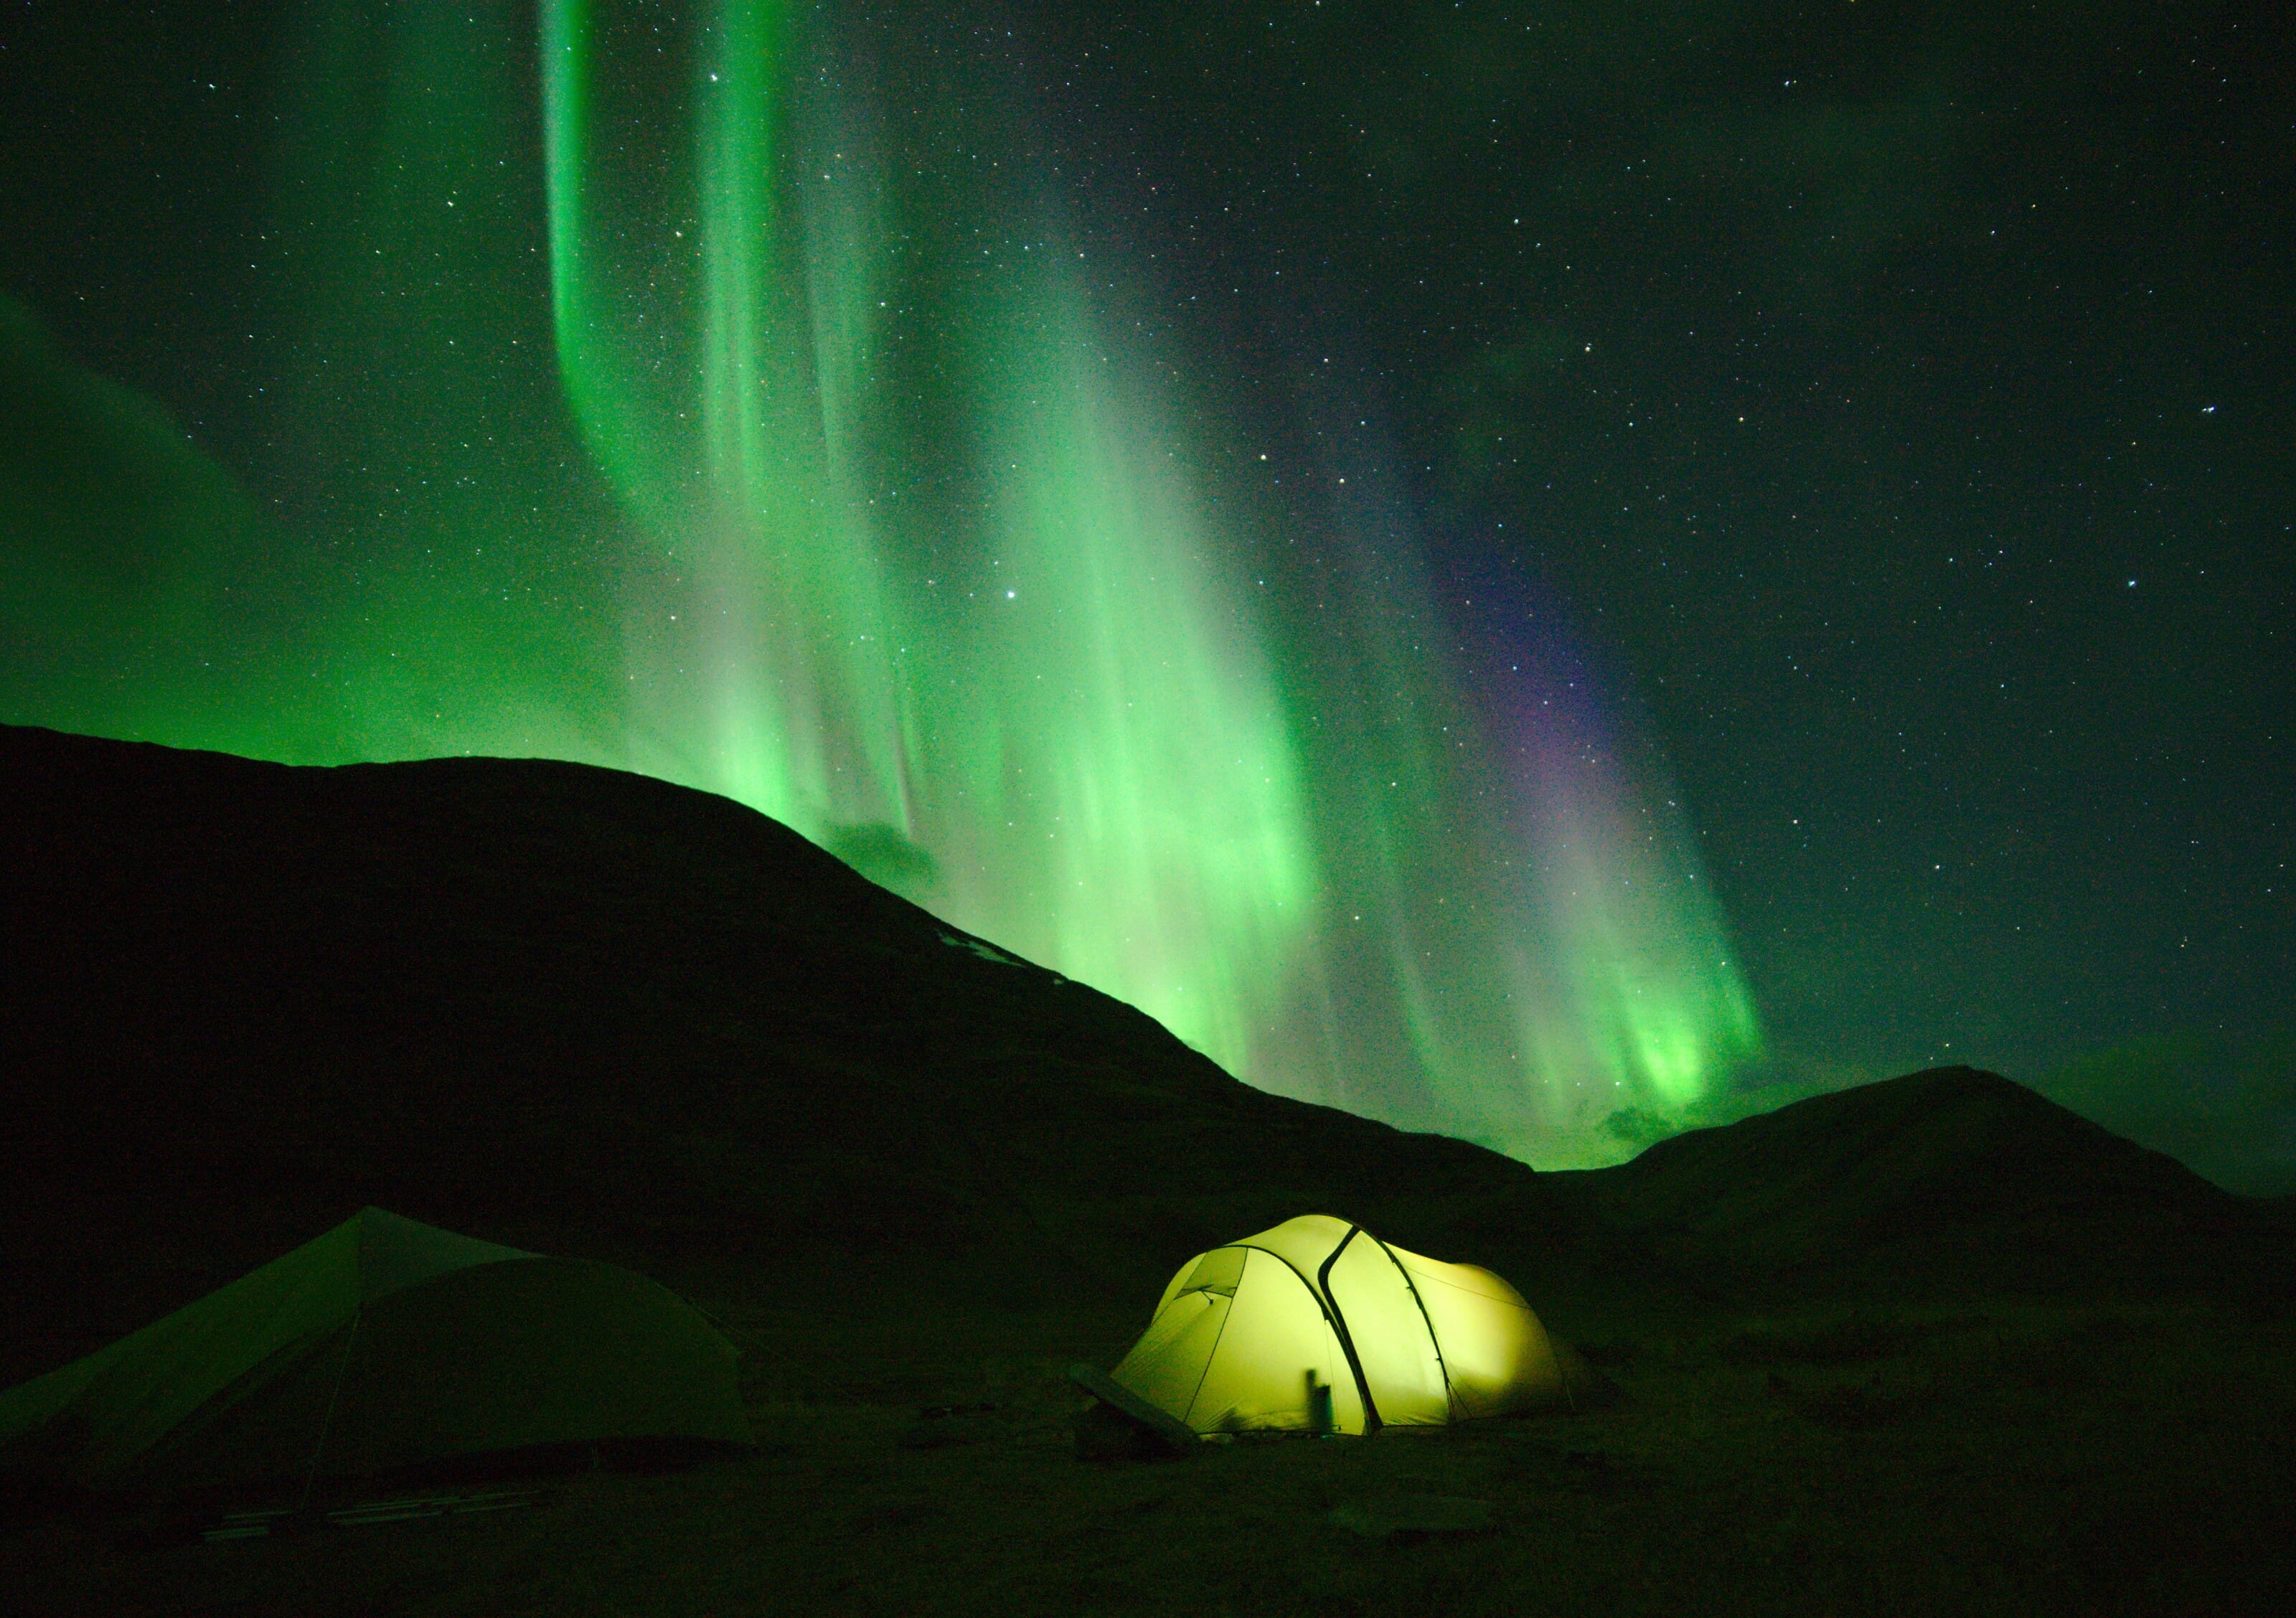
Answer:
0, 1208, 750, 1493
1109, 1214, 1567, 1436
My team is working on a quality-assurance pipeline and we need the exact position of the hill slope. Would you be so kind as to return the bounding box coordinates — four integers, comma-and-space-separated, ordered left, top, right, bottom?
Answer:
4, 728, 2283, 1383
1556, 1065, 2254, 1294
0, 726, 1548, 1378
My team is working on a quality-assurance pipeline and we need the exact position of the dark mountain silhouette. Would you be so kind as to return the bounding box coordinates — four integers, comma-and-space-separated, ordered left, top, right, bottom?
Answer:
0, 726, 1545, 1381
1563, 1066, 2259, 1294
4, 726, 2283, 1385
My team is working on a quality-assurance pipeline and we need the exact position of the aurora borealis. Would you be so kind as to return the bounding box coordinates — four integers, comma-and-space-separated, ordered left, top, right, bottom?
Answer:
527, 0, 1759, 1154
3, 1, 2289, 1182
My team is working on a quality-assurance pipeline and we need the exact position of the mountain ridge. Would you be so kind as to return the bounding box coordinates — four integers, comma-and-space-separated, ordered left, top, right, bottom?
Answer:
0, 725, 1552, 1379
5, 725, 2283, 1384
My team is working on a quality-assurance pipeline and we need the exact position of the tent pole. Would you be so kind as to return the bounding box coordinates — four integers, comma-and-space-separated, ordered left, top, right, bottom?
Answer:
1314, 1228, 1382, 1434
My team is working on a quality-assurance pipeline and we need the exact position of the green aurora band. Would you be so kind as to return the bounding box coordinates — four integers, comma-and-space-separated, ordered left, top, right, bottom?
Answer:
0, 0, 1761, 1165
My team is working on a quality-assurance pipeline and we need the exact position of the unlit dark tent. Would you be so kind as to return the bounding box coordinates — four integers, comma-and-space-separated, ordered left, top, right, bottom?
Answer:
0, 1208, 749, 1495
1100, 1214, 1587, 1436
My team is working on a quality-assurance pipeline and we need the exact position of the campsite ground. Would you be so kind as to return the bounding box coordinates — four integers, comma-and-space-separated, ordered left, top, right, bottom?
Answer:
8, 1279, 2293, 1617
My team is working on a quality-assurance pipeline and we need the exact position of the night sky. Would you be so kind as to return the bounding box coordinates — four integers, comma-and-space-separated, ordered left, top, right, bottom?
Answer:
3, 1, 2289, 1187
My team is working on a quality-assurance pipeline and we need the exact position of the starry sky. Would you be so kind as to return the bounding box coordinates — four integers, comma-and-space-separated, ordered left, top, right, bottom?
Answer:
2, 1, 2290, 1188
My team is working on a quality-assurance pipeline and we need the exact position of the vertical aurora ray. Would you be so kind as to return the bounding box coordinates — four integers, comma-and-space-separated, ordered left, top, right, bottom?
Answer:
540, 0, 691, 518
1237, 427, 1761, 1159
908, 271, 1323, 1070
1499, 660, 1764, 1140
4, 0, 1764, 1165
545, 0, 913, 829
538, 0, 1327, 1070
683, 0, 906, 826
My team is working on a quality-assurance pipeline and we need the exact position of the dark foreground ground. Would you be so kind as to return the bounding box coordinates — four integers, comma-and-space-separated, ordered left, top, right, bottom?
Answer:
6, 729, 2293, 1614
8, 1273, 2293, 1617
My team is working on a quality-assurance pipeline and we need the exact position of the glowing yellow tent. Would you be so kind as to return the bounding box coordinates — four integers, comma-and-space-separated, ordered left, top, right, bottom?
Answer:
1104, 1215, 1578, 1436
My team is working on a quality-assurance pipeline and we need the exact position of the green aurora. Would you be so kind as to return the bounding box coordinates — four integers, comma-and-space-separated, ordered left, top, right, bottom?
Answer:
0, 0, 1761, 1165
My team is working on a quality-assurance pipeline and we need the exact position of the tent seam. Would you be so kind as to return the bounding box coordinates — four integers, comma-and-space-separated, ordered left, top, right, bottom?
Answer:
298, 1305, 362, 1510
1369, 1233, 1456, 1421
1178, 1269, 1238, 1430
